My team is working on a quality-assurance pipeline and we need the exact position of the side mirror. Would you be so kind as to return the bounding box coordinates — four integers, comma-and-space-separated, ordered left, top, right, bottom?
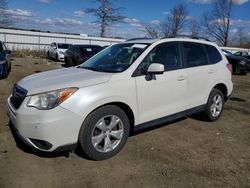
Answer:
147, 63, 164, 74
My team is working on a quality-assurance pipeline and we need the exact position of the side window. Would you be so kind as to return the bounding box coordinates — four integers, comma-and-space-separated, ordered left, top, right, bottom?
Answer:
183, 42, 208, 68
205, 45, 222, 64
136, 42, 181, 75
0, 43, 3, 52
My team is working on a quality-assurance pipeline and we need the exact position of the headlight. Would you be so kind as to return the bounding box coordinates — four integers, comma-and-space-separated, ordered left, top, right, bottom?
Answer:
59, 51, 64, 55
0, 60, 5, 64
27, 88, 78, 110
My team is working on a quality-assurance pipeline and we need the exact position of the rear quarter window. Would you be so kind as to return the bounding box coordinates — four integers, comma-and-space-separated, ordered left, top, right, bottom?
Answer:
205, 45, 222, 64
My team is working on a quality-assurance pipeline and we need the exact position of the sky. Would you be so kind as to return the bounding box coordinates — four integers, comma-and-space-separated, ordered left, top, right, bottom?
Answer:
1, 0, 250, 38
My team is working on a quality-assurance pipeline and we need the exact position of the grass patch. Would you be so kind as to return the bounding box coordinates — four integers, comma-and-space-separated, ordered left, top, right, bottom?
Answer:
11, 49, 47, 59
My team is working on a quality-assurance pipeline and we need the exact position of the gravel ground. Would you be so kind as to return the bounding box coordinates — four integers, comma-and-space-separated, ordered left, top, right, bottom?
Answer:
0, 57, 249, 188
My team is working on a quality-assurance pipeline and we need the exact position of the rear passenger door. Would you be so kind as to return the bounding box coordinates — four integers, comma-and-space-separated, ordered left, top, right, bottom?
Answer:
182, 42, 220, 109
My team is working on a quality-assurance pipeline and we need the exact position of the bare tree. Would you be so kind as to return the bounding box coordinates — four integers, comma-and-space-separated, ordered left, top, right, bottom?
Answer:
163, 3, 189, 36
86, 0, 125, 37
203, 0, 233, 46
235, 27, 247, 46
142, 22, 161, 38
159, 22, 170, 37
190, 19, 200, 37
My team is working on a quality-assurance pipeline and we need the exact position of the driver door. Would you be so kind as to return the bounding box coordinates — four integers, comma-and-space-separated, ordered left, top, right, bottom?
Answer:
134, 42, 188, 123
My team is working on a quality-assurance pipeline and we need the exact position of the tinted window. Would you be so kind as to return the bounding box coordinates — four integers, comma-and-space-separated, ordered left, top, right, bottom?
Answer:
68, 45, 79, 53
0, 43, 3, 52
205, 45, 222, 64
57, 43, 70, 49
183, 42, 208, 68
137, 42, 181, 74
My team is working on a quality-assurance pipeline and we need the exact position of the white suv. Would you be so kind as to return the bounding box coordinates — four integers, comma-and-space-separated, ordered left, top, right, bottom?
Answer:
8, 37, 233, 160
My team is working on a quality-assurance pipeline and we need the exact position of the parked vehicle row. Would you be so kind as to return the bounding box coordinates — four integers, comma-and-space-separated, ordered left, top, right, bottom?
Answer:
47, 42, 105, 66
8, 37, 233, 160
234, 51, 250, 59
222, 49, 250, 75
0, 41, 11, 78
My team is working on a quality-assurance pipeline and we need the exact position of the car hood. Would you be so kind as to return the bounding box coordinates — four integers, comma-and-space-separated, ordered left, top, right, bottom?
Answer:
17, 67, 113, 95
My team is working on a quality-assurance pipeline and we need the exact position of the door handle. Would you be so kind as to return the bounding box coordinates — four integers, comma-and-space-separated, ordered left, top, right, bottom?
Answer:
177, 76, 186, 81
208, 69, 215, 74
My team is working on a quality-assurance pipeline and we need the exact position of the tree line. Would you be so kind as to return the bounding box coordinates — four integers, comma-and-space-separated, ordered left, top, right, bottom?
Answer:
0, 0, 249, 47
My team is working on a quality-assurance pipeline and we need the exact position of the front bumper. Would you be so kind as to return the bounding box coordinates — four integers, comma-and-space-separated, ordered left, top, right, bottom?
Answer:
7, 96, 83, 152
58, 53, 65, 61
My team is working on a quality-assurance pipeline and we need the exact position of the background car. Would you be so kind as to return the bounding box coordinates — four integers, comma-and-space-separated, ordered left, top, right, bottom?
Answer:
222, 49, 249, 75
47, 42, 71, 61
64, 45, 103, 67
234, 51, 250, 59
0, 41, 11, 78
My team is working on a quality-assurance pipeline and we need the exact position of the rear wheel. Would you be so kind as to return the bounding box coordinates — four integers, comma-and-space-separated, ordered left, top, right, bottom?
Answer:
47, 51, 50, 59
78, 105, 130, 160
203, 89, 224, 122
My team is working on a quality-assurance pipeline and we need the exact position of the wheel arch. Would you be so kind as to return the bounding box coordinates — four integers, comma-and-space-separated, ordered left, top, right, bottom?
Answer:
88, 101, 135, 133
213, 83, 228, 101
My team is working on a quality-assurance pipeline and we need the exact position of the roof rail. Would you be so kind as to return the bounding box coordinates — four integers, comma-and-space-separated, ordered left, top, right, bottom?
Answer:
163, 35, 210, 41
126, 37, 153, 41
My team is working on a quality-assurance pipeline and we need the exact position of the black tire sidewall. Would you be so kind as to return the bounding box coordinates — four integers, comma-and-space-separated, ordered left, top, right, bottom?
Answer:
205, 89, 225, 122
79, 105, 130, 160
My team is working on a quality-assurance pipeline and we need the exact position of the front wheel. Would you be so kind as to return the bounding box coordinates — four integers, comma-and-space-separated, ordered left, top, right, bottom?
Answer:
47, 51, 50, 59
78, 105, 130, 160
203, 89, 225, 122
55, 53, 59, 61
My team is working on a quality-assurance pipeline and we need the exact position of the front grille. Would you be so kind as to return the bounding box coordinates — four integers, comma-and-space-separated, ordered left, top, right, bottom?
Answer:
10, 84, 27, 110
10, 97, 25, 110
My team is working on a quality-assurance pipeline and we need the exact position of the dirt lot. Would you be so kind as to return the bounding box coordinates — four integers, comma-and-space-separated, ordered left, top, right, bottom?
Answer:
0, 57, 250, 188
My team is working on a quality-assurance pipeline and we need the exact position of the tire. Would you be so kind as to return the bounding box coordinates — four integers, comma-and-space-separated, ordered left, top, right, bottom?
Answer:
8, 61, 11, 72
55, 54, 59, 61
78, 105, 130, 160
47, 51, 50, 59
66, 57, 74, 67
240, 69, 247, 75
203, 88, 225, 122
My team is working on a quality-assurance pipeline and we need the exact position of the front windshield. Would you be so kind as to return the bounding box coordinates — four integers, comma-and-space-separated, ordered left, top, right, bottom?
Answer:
79, 43, 149, 73
58, 43, 70, 49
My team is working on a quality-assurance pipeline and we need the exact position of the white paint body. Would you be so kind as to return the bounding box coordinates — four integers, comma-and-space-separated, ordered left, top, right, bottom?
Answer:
7, 38, 233, 151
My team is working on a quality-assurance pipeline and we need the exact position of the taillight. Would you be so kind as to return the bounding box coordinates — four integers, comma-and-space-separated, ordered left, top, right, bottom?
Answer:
226, 63, 232, 74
